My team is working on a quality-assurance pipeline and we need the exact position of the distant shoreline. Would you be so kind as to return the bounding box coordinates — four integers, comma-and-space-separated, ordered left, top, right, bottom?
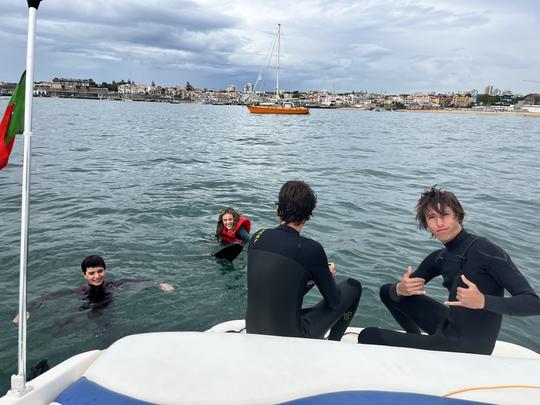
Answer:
3, 96, 539, 117
395, 108, 540, 117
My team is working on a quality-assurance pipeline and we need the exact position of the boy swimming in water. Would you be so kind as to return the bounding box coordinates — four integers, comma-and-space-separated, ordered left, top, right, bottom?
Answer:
13, 255, 174, 324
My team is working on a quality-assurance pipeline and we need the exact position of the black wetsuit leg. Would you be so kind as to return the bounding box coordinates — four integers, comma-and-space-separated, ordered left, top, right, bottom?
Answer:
301, 278, 362, 341
357, 326, 453, 351
379, 283, 448, 334
358, 283, 455, 351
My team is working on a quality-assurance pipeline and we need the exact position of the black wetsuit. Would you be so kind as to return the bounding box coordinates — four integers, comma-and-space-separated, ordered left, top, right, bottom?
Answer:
246, 225, 362, 340
28, 279, 145, 316
79, 281, 117, 312
358, 229, 540, 354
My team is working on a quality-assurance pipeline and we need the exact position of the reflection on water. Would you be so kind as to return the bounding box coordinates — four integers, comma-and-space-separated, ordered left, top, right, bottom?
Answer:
0, 99, 539, 391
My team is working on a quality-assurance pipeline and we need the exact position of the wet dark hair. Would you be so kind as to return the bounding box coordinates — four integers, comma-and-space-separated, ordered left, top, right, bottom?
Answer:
216, 207, 240, 239
276, 180, 317, 224
81, 255, 106, 274
416, 185, 465, 231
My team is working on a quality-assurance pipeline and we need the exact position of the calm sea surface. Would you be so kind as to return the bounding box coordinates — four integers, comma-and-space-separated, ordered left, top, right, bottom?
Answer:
1, 98, 539, 391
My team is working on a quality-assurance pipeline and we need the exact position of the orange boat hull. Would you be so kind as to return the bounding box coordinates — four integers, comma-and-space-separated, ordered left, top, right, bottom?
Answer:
248, 105, 310, 115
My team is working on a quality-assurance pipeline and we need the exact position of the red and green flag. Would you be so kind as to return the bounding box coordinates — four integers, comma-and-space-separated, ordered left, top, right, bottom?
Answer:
0, 71, 26, 170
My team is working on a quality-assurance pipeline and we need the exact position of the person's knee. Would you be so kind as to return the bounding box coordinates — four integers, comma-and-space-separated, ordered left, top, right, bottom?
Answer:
346, 278, 362, 293
379, 283, 394, 305
343, 278, 362, 304
357, 327, 381, 344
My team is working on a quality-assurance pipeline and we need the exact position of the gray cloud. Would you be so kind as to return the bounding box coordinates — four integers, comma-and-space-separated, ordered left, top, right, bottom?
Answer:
0, 0, 539, 93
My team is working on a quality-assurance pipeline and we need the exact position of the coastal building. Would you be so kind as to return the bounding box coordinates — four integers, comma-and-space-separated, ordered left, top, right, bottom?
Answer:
413, 93, 431, 107
484, 85, 494, 96
0, 81, 17, 95
523, 93, 540, 105
429, 94, 441, 107
52, 78, 91, 89
118, 83, 148, 95
520, 93, 540, 112
451, 93, 474, 108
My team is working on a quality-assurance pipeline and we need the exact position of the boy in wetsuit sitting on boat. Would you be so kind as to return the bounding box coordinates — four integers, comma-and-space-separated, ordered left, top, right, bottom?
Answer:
245, 180, 362, 340
358, 186, 540, 354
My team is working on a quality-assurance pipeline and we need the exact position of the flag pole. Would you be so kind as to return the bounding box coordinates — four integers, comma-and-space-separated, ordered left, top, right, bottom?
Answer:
9, 0, 41, 396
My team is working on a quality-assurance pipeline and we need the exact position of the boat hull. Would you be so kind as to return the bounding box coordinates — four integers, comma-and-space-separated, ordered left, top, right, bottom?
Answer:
248, 105, 310, 115
2, 324, 539, 404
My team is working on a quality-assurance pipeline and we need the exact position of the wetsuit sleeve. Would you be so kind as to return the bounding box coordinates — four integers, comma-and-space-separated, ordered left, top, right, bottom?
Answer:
308, 241, 341, 309
389, 250, 442, 302
27, 288, 80, 310
478, 241, 540, 316
412, 249, 443, 283
113, 278, 151, 288
236, 226, 251, 244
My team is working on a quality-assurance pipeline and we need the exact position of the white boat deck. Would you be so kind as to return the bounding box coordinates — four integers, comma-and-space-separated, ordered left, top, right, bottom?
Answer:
1, 324, 539, 404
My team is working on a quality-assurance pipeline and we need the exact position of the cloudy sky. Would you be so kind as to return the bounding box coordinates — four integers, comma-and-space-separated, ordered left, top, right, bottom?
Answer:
1, 0, 539, 94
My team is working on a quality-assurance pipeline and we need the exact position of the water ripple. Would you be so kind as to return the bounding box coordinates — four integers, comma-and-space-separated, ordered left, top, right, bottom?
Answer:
0, 99, 539, 391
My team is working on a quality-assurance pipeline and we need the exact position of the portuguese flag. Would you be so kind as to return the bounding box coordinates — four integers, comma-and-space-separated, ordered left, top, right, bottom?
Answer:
0, 71, 26, 170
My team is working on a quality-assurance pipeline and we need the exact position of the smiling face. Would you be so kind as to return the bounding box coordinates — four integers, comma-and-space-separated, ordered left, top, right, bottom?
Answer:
425, 204, 463, 244
83, 266, 106, 286
222, 213, 235, 231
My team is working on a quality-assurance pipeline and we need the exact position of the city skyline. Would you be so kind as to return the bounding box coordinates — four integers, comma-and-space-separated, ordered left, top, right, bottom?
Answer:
1, 0, 539, 94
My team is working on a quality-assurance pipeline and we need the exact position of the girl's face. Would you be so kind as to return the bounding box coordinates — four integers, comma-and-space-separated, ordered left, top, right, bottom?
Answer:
222, 213, 235, 230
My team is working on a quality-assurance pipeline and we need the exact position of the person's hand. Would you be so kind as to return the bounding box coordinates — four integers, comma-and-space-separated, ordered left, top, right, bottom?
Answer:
328, 262, 336, 278
159, 283, 175, 292
396, 266, 425, 296
445, 275, 485, 309
12, 311, 30, 325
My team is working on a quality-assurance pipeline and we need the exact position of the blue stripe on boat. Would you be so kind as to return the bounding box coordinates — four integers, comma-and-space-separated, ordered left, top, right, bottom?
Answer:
280, 390, 491, 404
55, 377, 154, 404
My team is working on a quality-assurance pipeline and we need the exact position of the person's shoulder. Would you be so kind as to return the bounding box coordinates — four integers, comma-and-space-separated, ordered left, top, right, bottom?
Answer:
248, 228, 268, 247
298, 234, 324, 251
252, 227, 269, 239
425, 247, 446, 262
75, 285, 90, 292
471, 235, 507, 260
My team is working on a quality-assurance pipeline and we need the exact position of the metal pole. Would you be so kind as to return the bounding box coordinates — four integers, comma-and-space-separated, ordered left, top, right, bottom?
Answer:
9, 4, 37, 397
276, 24, 280, 102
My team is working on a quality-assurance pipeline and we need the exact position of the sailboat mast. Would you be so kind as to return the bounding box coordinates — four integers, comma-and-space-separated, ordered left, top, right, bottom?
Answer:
276, 24, 280, 102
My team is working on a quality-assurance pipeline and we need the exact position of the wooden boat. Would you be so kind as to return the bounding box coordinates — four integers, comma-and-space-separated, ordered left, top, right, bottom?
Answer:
248, 103, 309, 115
248, 24, 309, 115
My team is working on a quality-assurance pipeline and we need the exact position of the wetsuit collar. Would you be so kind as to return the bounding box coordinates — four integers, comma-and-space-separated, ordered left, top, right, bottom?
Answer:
277, 223, 300, 234
88, 282, 107, 292
444, 228, 469, 251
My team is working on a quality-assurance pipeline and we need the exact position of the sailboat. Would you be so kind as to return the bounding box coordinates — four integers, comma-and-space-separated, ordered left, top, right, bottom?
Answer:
247, 25, 309, 115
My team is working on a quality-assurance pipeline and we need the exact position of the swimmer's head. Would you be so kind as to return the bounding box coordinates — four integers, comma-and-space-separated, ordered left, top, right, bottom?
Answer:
81, 255, 107, 287
276, 180, 317, 225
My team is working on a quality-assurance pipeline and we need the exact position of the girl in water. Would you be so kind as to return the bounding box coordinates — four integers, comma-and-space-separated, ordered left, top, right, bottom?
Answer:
216, 208, 251, 245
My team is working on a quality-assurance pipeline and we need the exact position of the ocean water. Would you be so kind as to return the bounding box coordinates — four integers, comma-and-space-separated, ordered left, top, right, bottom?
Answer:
0, 98, 539, 391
